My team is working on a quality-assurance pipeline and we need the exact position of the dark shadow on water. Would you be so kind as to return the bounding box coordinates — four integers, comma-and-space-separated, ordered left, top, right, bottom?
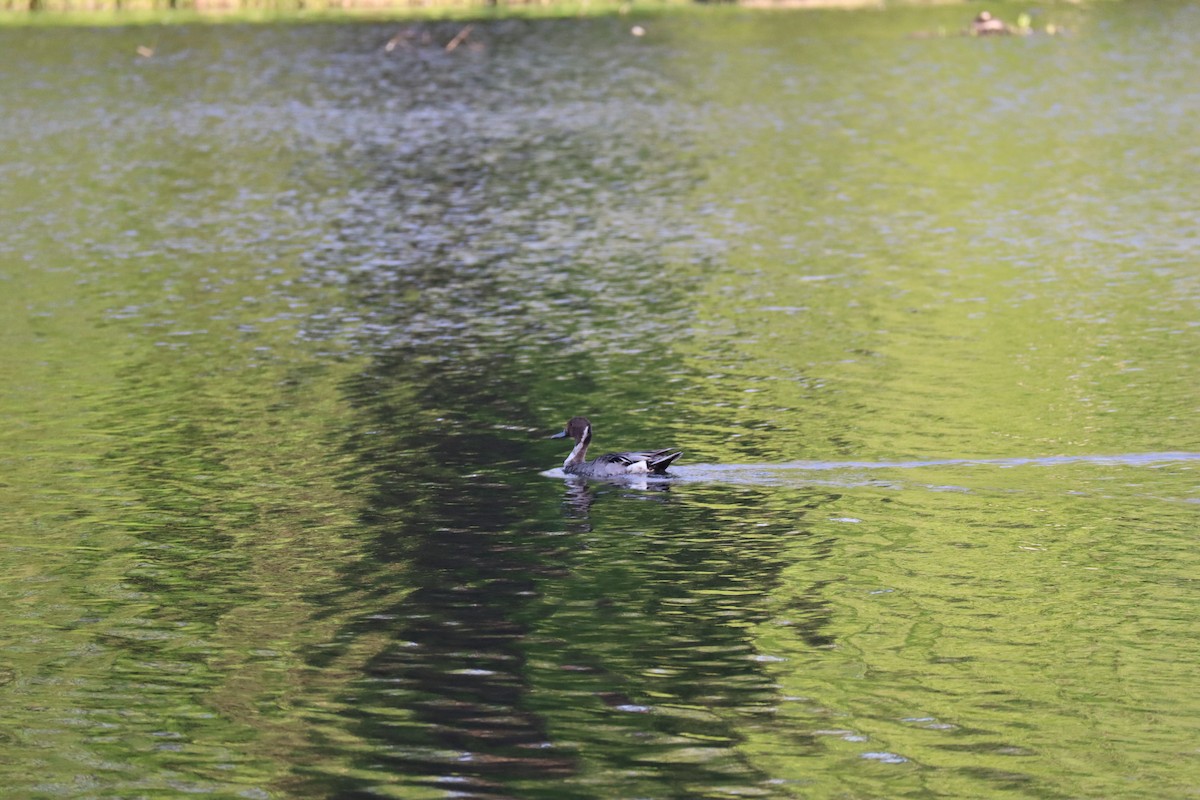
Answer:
294, 216, 823, 798
301, 348, 847, 797
305, 358, 577, 798
281, 24, 845, 791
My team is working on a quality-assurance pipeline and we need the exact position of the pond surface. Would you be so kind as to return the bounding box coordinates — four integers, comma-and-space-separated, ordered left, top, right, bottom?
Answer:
1, 4, 1197, 798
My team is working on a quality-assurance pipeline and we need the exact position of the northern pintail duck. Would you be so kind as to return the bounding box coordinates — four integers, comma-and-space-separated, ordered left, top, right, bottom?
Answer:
551, 416, 683, 478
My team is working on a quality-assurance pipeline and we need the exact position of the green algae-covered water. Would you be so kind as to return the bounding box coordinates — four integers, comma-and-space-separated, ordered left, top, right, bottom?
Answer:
1, 5, 1197, 798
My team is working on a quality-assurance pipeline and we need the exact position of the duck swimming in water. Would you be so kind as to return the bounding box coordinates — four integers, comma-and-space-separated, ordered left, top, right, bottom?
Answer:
970, 10, 1012, 35
551, 416, 683, 478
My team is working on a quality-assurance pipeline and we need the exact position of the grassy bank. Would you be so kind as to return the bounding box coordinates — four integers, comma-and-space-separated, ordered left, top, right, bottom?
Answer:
0, 0, 966, 24
0, 0, 694, 25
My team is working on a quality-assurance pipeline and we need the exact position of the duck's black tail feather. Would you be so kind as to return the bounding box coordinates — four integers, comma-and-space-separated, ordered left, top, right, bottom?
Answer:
648, 451, 683, 473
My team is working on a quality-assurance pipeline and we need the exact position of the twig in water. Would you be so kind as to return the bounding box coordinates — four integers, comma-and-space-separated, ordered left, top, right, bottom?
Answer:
445, 24, 474, 53
385, 28, 414, 52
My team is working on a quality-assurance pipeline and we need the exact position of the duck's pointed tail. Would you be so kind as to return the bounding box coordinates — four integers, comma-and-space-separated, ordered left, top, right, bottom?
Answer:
648, 451, 683, 473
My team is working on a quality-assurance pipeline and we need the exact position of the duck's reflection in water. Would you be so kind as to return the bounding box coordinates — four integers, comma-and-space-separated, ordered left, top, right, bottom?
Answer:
560, 475, 674, 519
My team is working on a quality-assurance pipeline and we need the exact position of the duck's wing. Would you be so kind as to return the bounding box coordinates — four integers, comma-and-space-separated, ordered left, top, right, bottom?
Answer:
603, 449, 683, 473
593, 452, 640, 466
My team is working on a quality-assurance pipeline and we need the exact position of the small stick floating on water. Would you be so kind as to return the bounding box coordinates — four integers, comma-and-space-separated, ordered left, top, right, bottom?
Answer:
445, 24, 474, 53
